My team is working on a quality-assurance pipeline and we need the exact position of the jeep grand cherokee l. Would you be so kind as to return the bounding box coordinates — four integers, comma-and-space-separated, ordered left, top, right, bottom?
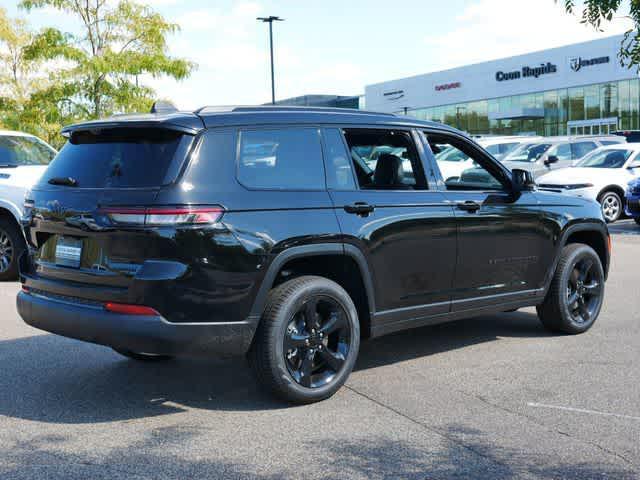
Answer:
17, 107, 610, 404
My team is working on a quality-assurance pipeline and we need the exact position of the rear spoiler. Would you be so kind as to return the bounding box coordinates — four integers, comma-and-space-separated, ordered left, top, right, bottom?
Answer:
61, 114, 204, 138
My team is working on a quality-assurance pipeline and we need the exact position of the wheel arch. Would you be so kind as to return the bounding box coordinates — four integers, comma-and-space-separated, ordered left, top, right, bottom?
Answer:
556, 223, 610, 282
249, 244, 375, 338
597, 185, 625, 203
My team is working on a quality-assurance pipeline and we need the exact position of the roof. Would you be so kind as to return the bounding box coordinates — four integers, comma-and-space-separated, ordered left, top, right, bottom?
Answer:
0, 129, 39, 138
60, 106, 463, 136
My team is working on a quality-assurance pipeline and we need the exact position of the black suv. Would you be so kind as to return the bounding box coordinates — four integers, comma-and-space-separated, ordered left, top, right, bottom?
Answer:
17, 107, 610, 404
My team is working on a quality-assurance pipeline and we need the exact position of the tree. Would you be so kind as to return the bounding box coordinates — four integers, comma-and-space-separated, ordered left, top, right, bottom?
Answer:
20, 0, 195, 119
563, 0, 640, 69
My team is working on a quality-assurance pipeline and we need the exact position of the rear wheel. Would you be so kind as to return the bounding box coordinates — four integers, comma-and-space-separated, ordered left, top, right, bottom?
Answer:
0, 217, 25, 281
599, 191, 622, 223
248, 276, 360, 404
537, 244, 605, 334
112, 348, 173, 361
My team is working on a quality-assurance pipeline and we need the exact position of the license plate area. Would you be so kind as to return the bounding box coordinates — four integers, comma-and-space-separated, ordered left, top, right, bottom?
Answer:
55, 237, 83, 268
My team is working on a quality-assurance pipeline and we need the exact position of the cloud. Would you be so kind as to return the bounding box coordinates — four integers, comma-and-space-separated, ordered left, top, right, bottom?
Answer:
424, 0, 634, 72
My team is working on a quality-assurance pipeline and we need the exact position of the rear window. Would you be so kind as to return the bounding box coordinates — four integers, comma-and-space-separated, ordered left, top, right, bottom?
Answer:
0, 135, 56, 166
40, 128, 187, 188
237, 128, 325, 190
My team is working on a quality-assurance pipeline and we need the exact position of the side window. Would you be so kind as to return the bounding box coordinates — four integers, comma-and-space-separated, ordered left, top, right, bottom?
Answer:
323, 129, 355, 190
572, 141, 597, 159
237, 128, 325, 190
342, 129, 426, 190
547, 143, 572, 161
425, 133, 507, 191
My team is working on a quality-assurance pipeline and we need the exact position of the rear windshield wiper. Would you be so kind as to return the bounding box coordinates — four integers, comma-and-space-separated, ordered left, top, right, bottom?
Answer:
48, 176, 78, 187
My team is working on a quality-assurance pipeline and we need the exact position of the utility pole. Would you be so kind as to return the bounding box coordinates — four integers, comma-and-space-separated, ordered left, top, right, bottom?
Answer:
257, 16, 284, 104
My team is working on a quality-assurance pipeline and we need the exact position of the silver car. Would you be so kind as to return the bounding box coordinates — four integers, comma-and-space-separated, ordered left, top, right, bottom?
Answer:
501, 136, 625, 178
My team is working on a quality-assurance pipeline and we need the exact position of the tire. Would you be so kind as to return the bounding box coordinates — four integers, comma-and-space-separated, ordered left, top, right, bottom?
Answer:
112, 348, 173, 361
0, 217, 25, 281
248, 275, 360, 404
599, 191, 623, 223
634, 217, 640, 226
537, 244, 605, 334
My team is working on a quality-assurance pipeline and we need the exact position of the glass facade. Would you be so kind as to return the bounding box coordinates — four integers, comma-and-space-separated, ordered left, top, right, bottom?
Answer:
404, 79, 640, 136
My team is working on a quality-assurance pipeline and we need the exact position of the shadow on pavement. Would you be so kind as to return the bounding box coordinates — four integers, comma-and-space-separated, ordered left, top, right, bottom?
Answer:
0, 311, 551, 424
1, 424, 635, 479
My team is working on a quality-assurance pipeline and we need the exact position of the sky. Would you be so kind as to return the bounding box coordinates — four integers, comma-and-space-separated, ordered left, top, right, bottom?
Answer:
3, 0, 635, 109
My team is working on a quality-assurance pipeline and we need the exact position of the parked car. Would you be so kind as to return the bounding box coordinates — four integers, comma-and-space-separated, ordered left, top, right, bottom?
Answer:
624, 177, 640, 225
612, 130, 640, 143
434, 136, 539, 181
537, 144, 640, 223
0, 130, 56, 279
18, 106, 610, 403
501, 136, 624, 178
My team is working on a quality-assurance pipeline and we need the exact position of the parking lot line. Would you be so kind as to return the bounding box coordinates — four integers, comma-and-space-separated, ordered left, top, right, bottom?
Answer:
527, 402, 640, 421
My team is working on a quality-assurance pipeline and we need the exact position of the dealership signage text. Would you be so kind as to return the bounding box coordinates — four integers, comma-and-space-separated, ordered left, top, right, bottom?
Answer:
495, 62, 557, 82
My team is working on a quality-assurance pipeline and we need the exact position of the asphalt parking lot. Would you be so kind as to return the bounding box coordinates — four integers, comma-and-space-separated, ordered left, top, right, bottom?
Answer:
1, 222, 639, 479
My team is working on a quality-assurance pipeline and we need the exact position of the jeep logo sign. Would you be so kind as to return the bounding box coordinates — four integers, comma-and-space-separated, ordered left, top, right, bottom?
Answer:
570, 55, 610, 72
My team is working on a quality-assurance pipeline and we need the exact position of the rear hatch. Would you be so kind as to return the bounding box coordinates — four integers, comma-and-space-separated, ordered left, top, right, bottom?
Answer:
23, 125, 199, 301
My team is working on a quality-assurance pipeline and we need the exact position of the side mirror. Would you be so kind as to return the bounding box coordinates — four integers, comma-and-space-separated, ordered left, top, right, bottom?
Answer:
512, 168, 536, 192
544, 155, 559, 166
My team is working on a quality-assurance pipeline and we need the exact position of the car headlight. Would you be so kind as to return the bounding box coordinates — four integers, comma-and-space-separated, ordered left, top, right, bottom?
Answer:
564, 183, 594, 190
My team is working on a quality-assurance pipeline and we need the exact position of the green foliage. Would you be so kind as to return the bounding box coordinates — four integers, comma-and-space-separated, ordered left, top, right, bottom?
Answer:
562, 0, 640, 70
0, 0, 195, 147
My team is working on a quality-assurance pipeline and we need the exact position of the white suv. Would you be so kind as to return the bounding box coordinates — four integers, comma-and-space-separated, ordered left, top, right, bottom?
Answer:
0, 130, 56, 279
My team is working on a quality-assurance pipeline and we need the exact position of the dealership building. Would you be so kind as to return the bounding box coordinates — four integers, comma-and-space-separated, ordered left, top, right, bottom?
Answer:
365, 35, 640, 137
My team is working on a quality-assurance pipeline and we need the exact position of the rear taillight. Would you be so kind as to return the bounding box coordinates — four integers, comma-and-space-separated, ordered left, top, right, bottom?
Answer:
99, 206, 224, 226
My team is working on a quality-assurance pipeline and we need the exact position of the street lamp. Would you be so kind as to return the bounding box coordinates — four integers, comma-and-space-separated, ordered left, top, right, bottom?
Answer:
257, 16, 284, 105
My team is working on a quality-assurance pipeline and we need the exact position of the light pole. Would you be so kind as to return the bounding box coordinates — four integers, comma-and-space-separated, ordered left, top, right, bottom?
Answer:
257, 16, 284, 105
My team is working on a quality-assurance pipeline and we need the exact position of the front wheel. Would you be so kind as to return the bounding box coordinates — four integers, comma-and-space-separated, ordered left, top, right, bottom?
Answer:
248, 276, 360, 404
537, 244, 605, 334
599, 191, 622, 223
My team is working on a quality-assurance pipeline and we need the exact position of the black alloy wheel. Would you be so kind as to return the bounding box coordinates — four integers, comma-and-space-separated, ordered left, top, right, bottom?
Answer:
248, 275, 360, 404
283, 295, 352, 389
565, 256, 603, 326
537, 243, 605, 334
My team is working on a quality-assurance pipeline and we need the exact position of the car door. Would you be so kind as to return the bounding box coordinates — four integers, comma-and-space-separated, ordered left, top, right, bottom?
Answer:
421, 130, 551, 311
324, 127, 457, 329
544, 142, 573, 170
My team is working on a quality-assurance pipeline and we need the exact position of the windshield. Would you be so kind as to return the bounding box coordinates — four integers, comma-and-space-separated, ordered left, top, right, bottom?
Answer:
0, 135, 56, 166
504, 143, 552, 162
40, 128, 188, 188
576, 148, 633, 168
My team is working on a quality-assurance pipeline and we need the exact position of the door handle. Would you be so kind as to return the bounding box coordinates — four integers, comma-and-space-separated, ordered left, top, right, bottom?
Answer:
344, 202, 375, 216
456, 200, 481, 213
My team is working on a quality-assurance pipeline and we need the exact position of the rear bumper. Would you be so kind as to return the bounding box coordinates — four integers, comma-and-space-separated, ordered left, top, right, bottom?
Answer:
17, 291, 258, 356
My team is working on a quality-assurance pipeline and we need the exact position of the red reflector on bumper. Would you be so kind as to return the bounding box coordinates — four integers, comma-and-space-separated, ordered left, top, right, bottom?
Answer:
104, 302, 159, 316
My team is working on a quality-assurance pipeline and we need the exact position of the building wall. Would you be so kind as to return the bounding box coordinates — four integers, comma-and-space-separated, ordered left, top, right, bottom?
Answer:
365, 35, 639, 135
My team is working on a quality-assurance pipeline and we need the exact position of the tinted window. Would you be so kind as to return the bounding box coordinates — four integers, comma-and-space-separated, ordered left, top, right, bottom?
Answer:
323, 129, 355, 190
238, 128, 324, 190
0, 135, 56, 166
41, 129, 186, 188
343, 129, 425, 190
572, 141, 597, 159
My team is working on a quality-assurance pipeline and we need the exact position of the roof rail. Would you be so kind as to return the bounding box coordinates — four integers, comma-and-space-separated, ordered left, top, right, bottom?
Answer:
194, 105, 396, 116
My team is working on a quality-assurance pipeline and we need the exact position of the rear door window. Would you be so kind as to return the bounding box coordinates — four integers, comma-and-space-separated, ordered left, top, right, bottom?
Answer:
0, 135, 56, 166
41, 128, 188, 188
237, 128, 325, 190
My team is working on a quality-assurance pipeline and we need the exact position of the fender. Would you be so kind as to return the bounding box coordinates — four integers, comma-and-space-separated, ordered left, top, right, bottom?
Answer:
0, 198, 23, 225
249, 243, 376, 318
543, 221, 610, 292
